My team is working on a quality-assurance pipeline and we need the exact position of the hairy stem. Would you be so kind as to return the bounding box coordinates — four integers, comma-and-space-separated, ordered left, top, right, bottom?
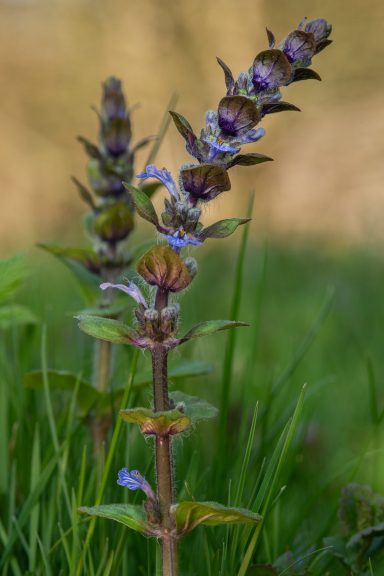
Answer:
152, 288, 179, 576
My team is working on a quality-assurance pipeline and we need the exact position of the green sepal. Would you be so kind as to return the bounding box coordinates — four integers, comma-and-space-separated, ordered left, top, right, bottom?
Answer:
120, 407, 191, 435
227, 153, 273, 168
199, 218, 250, 241
291, 68, 321, 83
76, 315, 146, 347
170, 391, 218, 424
173, 501, 262, 535
123, 183, 159, 227
79, 504, 151, 535
0, 305, 39, 329
180, 320, 248, 344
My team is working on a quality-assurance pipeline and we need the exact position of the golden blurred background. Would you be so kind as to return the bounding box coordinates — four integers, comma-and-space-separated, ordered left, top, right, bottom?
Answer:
1, 0, 383, 253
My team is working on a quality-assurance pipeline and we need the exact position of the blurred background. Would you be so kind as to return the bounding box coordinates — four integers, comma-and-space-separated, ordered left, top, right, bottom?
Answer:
1, 0, 384, 252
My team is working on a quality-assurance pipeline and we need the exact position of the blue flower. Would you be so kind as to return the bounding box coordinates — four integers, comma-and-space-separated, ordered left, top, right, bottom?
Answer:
137, 165, 180, 200
117, 468, 155, 500
163, 228, 202, 248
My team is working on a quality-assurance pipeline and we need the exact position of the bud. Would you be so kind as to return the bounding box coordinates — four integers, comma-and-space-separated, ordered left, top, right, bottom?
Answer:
304, 19, 332, 43
160, 305, 179, 335
101, 118, 132, 157
87, 159, 124, 197
252, 49, 292, 91
101, 77, 128, 121
183, 257, 198, 279
180, 164, 231, 203
137, 246, 192, 292
93, 202, 134, 243
218, 96, 260, 137
282, 30, 316, 66
144, 308, 159, 337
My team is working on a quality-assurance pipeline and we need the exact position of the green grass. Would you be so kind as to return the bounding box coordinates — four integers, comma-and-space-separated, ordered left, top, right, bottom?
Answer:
1, 238, 384, 574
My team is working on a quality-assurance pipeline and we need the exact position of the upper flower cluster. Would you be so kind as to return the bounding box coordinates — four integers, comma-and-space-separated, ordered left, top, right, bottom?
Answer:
74, 77, 152, 248
170, 18, 332, 170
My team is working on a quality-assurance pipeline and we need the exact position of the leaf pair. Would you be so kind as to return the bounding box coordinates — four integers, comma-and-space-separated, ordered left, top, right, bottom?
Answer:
79, 500, 261, 537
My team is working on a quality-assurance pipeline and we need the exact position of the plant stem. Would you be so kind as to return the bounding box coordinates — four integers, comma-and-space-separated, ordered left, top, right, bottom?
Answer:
152, 288, 179, 576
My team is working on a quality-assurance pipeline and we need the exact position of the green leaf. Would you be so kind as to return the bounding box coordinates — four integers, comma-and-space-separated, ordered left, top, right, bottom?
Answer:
174, 501, 261, 535
180, 320, 248, 344
120, 407, 191, 435
199, 218, 250, 241
76, 315, 144, 347
0, 305, 39, 329
123, 183, 159, 227
79, 504, 149, 535
23, 370, 99, 413
291, 68, 321, 83
38, 244, 101, 274
0, 254, 27, 302
227, 153, 273, 168
170, 391, 218, 423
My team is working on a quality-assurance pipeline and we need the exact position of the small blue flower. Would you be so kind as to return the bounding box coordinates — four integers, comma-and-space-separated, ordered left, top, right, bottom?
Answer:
137, 165, 180, 200
237, 127, 266, 145
203, 135, 240, 155
100, 280, 148, 307
117, 468, 155, 500
163, 228, 202, 248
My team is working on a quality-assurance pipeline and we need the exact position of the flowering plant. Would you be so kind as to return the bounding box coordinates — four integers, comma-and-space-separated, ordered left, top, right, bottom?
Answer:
77, 18, 332, 575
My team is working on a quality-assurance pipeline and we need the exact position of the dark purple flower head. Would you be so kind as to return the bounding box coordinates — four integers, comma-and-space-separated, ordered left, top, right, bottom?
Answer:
181, 164, 231, 203
305, 18, 332, 43
101, 77, 128, 121
117, 468, 155, 500
252, 49, 292, 92
282, 30, 316, 66
218, 96, 260, 137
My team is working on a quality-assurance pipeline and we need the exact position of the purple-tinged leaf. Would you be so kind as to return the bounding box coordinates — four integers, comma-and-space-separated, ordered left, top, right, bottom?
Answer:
291, 68, 322, 83
266, 28, 276, 48
282, 30, 316, 64
226, 153, 273, 168
216, 57, 235, 92
71, 177, 97, 210
261, 101, 300, 115
169, 111, 197, 150
76, 315, 146, 347
315, 38, 333, 54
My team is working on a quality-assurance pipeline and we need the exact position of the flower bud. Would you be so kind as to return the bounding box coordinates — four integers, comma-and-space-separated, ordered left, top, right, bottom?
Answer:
137, 246, 192, 292
183, 257, 198, 279
93, 202, 134, 243
101, 118, 132, 157
252, 49, 292, 91
144, 308, 159, 337
180, 164, 231, 203
87, 159, 124, 197
218, 96, 260, 137
101, 77, 128, 121
282, 30, 316, 66
160, 305, 179, 335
